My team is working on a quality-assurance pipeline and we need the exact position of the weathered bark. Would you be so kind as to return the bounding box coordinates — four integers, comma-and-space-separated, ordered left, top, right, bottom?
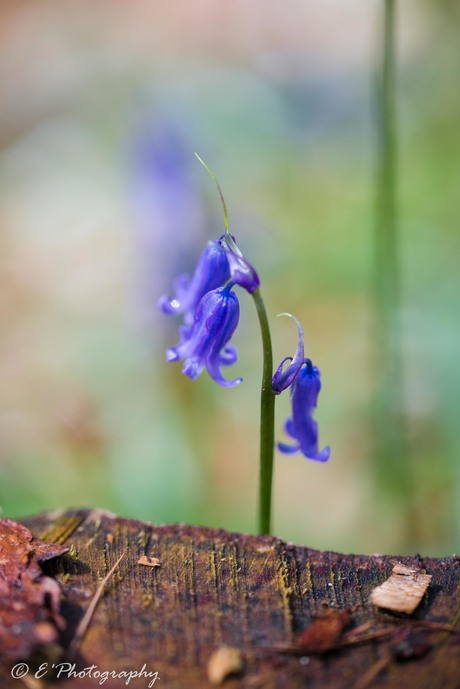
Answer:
1, 509, 458, 689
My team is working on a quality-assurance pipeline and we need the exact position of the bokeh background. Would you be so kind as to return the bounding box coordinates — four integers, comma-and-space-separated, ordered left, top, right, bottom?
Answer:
1, 0, 458, 555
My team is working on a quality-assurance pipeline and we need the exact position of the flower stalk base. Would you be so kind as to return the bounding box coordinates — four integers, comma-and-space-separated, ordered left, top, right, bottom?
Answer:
252, 288, 276, 535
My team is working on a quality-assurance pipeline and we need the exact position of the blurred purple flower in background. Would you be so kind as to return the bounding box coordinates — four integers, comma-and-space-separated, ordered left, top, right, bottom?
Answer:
130, 114, 205, 336
166, 284, 242, 387
277, 359, 330, 462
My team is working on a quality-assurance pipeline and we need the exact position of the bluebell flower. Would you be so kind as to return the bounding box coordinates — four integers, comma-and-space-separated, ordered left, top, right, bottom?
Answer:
219, 233, 260, 293
278, 359, 330, 462
272, 314, 305, 394
159, 240, 231, 323
166, 283, 242, 387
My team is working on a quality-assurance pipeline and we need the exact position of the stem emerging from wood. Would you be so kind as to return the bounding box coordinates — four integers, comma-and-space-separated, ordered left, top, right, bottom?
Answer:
252, 288, 276, 535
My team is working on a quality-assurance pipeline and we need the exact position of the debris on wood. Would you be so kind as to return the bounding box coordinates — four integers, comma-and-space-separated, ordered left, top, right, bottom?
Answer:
391, 628, 433, 662
298, 608, 352, 653
353, 625, 436, 689
0, 518, 68, 660
68, 548, 127, 658
138, 555, 161, 568
8, 509, 457, 689
370, 562, 432, 614
207, 645, 244, 685
259, 615, 392, 656
261, 610, 453, 660
353, 651, 393, 689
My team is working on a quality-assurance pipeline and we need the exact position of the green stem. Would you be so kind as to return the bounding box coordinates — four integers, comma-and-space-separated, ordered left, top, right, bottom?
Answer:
374, 0, 416, 543
375, 0, 399, 396
252, 287, 276, 535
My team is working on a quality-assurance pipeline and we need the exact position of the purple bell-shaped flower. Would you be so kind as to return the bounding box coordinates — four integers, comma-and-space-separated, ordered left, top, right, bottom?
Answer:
278, 359, 330, 462
159, 240, 231, 323
219, 233, 260, 294
166, 283, 242, 387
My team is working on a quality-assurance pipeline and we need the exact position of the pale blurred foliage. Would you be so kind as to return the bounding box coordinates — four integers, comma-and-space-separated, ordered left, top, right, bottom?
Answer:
0, 0, 458, 554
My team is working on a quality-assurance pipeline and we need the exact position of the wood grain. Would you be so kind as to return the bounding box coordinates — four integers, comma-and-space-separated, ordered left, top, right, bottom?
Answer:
1, 509, 458, 689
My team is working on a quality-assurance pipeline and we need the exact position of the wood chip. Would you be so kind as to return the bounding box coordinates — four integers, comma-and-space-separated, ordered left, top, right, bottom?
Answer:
138, 555, 161, 568
370, 562, 432, 614
207, 645, 244, 685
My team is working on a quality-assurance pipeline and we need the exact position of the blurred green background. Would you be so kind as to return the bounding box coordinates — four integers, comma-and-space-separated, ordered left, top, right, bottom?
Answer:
0, 0, 458, 555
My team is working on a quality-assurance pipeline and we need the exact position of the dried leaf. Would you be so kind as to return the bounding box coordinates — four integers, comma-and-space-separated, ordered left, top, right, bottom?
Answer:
138, 555, 161, 568
298, 609, 352, 653
370, 562, 432, 614
207, 645, 244, 685
0, 518, 68, 660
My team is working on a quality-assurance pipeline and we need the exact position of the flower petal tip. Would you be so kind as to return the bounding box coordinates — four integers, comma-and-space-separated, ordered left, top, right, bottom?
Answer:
166, 347, 180, 362
277, 441, 299, 455
308, 446, 331, 463
158, 295, 179, 314
217, 376, 243, 388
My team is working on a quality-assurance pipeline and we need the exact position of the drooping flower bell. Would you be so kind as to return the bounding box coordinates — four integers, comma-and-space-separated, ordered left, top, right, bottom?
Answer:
166, 283, 242, 387
159, 240, 230, 323
277, 359, 330, 462
272, 314, 305, 394
219, 233, 260, 294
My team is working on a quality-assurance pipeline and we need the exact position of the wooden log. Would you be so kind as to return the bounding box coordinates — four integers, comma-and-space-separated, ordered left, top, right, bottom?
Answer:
1, 509, 458, 689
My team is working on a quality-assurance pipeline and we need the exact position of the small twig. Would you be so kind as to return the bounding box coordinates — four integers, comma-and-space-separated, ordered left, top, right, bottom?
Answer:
409, 620, 456, 633
342, 621, 375, 639
257, 617, 456, 658
353, 651, 393, 689
256, 642, 302, 656
339, 627, 395, 648
259, 627, 395, 656
67, 548, 127, 658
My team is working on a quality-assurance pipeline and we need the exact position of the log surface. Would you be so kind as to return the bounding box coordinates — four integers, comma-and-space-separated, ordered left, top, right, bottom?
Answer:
1, 509, 459, 689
